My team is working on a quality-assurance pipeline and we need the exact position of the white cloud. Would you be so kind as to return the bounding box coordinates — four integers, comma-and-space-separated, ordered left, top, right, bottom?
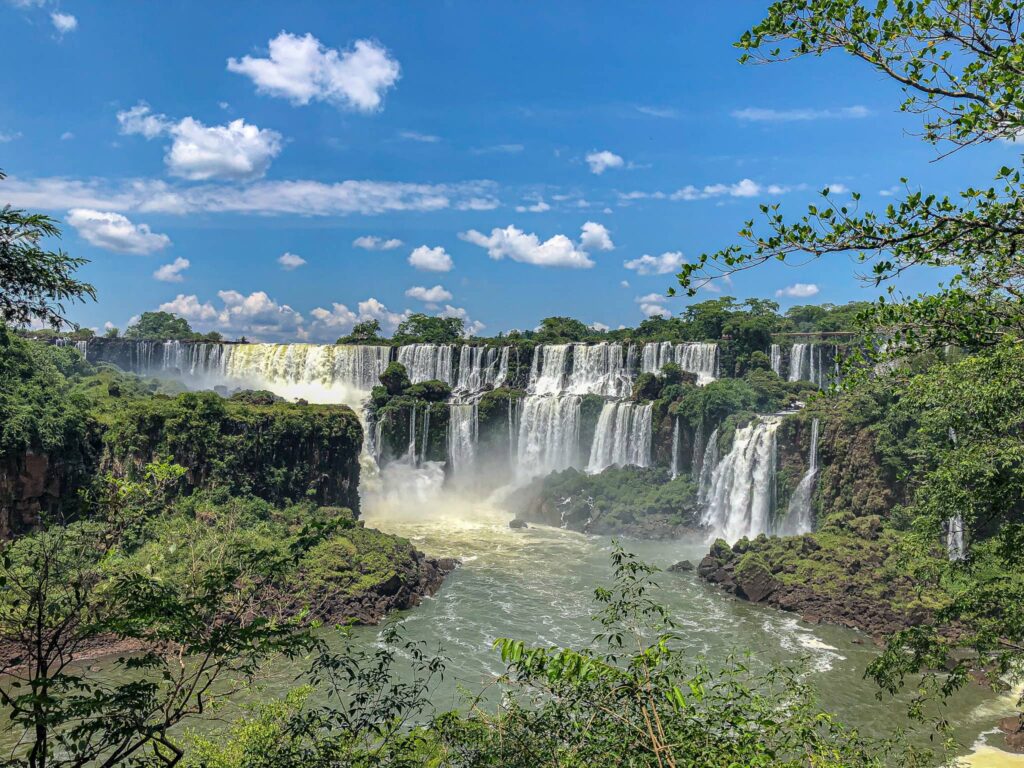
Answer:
356, 297, 408, 333
117, 103, 171, 139
456, 197, 500, 211
405, 284, 452, 303
579, 221, 614, 252
50, 11, 76, 34
153, 257, 190, 282
670, 178, 791, 201
775, 282, 820, 298
400, 130, 440, 143
0, 131, 22, 143
824, 182, 850, 194
164, 117, 282, 181
590, 321, 610, 331
308, 303, 358, 332
620, 280, 630, 288
66, 209, 171, 255
515, 199, 551, 213
623, 251, 683, 276
60, 131, 74, 141
277, 252, 306, 270
3, 175, 494, 217
217, 290, 305, 337
460, 222, 610, 269
158, 294, 219, 323
227, 32, 400, 112
408, 245, 453, 272
585, 150, 624, 175
635, 292, 671, 318
438, 304, 484, 336
353, 235, 404, 250
117, 104, 283, 181
732, 105, 870, 122
879, 185, 901, 197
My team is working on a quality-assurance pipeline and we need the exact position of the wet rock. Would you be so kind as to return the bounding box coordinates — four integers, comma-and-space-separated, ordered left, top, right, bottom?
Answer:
668, 560, 694, 572
509, 518, 529, 529
734, 561, 779, 603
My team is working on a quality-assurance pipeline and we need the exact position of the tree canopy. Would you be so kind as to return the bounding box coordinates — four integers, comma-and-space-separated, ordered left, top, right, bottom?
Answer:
0, 170, 95, 329
392, 313, 464, 344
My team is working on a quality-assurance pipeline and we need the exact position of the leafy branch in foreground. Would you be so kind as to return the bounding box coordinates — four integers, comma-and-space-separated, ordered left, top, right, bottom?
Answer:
673, 1, 1024, 365
1, 170, 95, 330
0, 463, 323, 768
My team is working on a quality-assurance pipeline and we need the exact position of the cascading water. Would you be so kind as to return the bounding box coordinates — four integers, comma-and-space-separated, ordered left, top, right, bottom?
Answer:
946, 427, 966, 561
702, 416, 780, 543
640, 342, 719, 385
586, 402, 653, 473
788, 343, 833, 389
697, 427, 719, 503
565, 342, 631, 397
455, 345, 508, 392
516, 394, 581, 481
529, 345, 570, 395
770, 344, 782, 377
398, 344, 455, 385
670, 417, 680, 479
778, 418, 820, 535
448, 403, 478, 477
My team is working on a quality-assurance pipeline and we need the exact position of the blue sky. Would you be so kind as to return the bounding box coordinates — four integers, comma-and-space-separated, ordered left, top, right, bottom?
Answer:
0, 0, 1008, 340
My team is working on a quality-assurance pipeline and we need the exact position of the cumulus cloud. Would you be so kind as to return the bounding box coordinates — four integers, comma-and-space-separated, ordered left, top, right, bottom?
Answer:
732, 105, 870, 122
66, 209, 171, 254
356, 297, 409, 333
158, 294, 219, 323
775, 282, 820, 298
153, 257, 190, 282
276, 252, 306, 271
459, 222, 612, 269
353, 235, 403, 250
579, 221, 614, 252
4, 175, 495, 217
405, 284, 452, 303
623, 251, 683, 275
117, 103, 283, 181
408, 245, 453, 272
635, 292, 671, 318
438, 304, 485, 336
585, 150, 624, 175
50, 11, 76, 34
60, 131, 74, 141
227, 32, 400, 112
824, 182, 850, 194
515, 199, 551, 213
0, 131, 21, 143
670, 178, 792, 201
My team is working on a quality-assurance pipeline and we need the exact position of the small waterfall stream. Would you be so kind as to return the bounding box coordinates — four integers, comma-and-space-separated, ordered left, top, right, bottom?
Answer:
702, 417, 781, 543
779, 418, 820, 535
586, 402, 653, 473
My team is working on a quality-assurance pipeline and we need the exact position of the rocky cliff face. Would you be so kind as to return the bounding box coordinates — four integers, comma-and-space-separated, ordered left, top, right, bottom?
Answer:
0, 453, 62, 538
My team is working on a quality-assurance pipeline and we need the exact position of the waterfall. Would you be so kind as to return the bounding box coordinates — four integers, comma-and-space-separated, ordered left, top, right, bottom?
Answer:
691, 420, 705, 477
448, 402, 478, 476
697, 427, 719, 502
420, 407, 431, 465
516, 395, 581, 480
55, 338, 90, 360
406, 405, 418, 464
565, 342, 631, 397
702, 417, 780, 543
398, 344, 454, 385
670, 418, 680, 480
946, 427, 966, 561
529, 345, 570, 395
770, 344, 782, 376
788, 343, 832, 388
455, 345, 508, 393
586, 402, 653, 473
779, 418, 820, 535
640, 342, 719, 385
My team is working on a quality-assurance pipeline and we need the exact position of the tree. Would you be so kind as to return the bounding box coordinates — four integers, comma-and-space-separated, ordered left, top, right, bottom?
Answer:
674, 1, 1024, 364
124, 311, 195, 341
336, 319, 383, 345
0, 170, 95, 329
534, 316, 591, 343
103, 326, 119, 339
392, 314, 463, 344
671, 0, 1024, 718
0, 464, 319, 768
